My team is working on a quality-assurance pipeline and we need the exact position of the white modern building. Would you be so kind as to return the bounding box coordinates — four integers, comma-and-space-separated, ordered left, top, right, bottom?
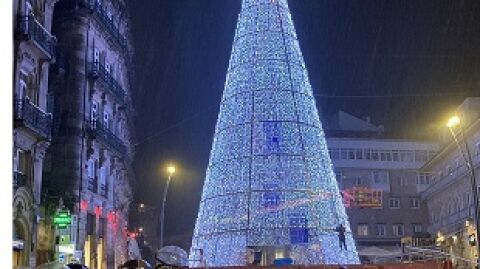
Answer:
325, 111, 439, 260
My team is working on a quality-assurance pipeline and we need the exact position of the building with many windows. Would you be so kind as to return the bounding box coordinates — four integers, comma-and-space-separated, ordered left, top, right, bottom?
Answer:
37, 0, 136, 268
421, 98, 480, 265
13, 0, 57, 268
325, 111, 438, 260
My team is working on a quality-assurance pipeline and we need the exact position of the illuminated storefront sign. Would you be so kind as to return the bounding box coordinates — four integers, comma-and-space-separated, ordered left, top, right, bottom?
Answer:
58, 244, 75, 254
54, 210, 72, 228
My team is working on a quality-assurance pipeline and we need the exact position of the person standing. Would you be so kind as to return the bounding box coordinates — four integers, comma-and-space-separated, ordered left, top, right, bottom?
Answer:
335, 224, 347, 250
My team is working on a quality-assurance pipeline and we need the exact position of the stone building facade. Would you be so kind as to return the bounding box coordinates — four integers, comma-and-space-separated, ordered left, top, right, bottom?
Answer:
38, 0, 136, 268
325, 112, 438, 260
421, 98, 480, 265
13, 0, 57, 268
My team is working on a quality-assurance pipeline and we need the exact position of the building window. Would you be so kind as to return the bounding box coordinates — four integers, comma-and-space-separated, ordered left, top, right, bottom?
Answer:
400, 151, 414, 162
98, 217, 106, 238
373, 171, 389, 184
87, 159, 96, 178
392, 224, 404, 236
414, 151, 428, 162
380, 151, 391, 161
103, 111, 111, 129
416, 173, 430, 185
87, 160, 97, 193
355, 177, 363, 186
355, 149, 363, 160
372, 191, 383, 208
410, 198, 420, 209
91, 101, 98, 122
375, 224, 386, 236
99, 166, 108, 197
413, 224, 422, 233
400, 177, 408, 186
348, 149, 355, 160
329, 149, 340, 160
389, 198, 400, 209
87, 213, 96, 236
357, 224, 369, 236
392, 150, 400, 161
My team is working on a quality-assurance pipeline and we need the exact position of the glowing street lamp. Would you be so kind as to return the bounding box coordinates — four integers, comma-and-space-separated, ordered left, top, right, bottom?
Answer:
159, 164, 176, 249
446, 115, 460, 128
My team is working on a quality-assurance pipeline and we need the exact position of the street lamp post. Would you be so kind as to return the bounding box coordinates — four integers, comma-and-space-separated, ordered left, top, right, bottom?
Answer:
159, 165, 176, 249
447, 116, 480, 268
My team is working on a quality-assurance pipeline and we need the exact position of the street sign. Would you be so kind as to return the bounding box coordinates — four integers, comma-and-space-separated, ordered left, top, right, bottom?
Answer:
59, 253, 66, 263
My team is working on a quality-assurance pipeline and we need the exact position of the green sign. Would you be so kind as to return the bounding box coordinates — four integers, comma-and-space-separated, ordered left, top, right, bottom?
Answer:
54, 210, 71, 228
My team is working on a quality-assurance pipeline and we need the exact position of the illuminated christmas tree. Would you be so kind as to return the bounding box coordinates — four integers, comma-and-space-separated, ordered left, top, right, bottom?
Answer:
190, 0, 359, 266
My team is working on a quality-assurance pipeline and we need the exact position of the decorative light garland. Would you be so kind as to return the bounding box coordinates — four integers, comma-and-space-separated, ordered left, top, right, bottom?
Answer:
190, 0, 359, 266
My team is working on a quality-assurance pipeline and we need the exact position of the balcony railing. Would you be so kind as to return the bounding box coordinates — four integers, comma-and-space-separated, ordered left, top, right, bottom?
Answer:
14, 98, 53, 140
87, 0, 128, 51
13, 171, 27, 190
87, 62, 126, 103
18, 15, 56, 59
100, 183, 108, 197
86, 120, 126, 157
88, 177, 98, 193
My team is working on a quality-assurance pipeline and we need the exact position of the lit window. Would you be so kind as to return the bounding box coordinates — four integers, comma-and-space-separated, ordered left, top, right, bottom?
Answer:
357, 224, 368, 236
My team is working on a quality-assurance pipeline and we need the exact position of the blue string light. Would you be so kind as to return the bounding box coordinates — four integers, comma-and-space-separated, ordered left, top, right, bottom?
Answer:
190, 0, 359, 266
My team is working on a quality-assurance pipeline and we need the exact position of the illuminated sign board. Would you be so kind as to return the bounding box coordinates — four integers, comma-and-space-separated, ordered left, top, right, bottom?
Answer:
341, 187, 383, 208
53, 210, 72, 228
58, 244, 75, 254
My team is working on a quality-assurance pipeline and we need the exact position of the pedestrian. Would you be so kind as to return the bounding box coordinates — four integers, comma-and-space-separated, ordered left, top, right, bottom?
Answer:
335, 223, 347, 250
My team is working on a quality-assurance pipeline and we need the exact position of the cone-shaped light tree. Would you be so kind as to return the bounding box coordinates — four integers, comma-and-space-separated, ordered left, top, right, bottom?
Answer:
190, 0, 359, 266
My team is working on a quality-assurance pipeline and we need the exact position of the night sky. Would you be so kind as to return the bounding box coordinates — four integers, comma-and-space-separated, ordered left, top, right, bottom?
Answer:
129, 0, 480, 249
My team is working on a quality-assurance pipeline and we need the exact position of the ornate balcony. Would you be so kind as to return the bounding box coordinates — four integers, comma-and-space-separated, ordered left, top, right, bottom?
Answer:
86, 0, 128, 52
18, 15, 56, 59
14, 98, 53, 140
13, 171, 27, 191
86, 120, 126, 157
87, 62, 126, 103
